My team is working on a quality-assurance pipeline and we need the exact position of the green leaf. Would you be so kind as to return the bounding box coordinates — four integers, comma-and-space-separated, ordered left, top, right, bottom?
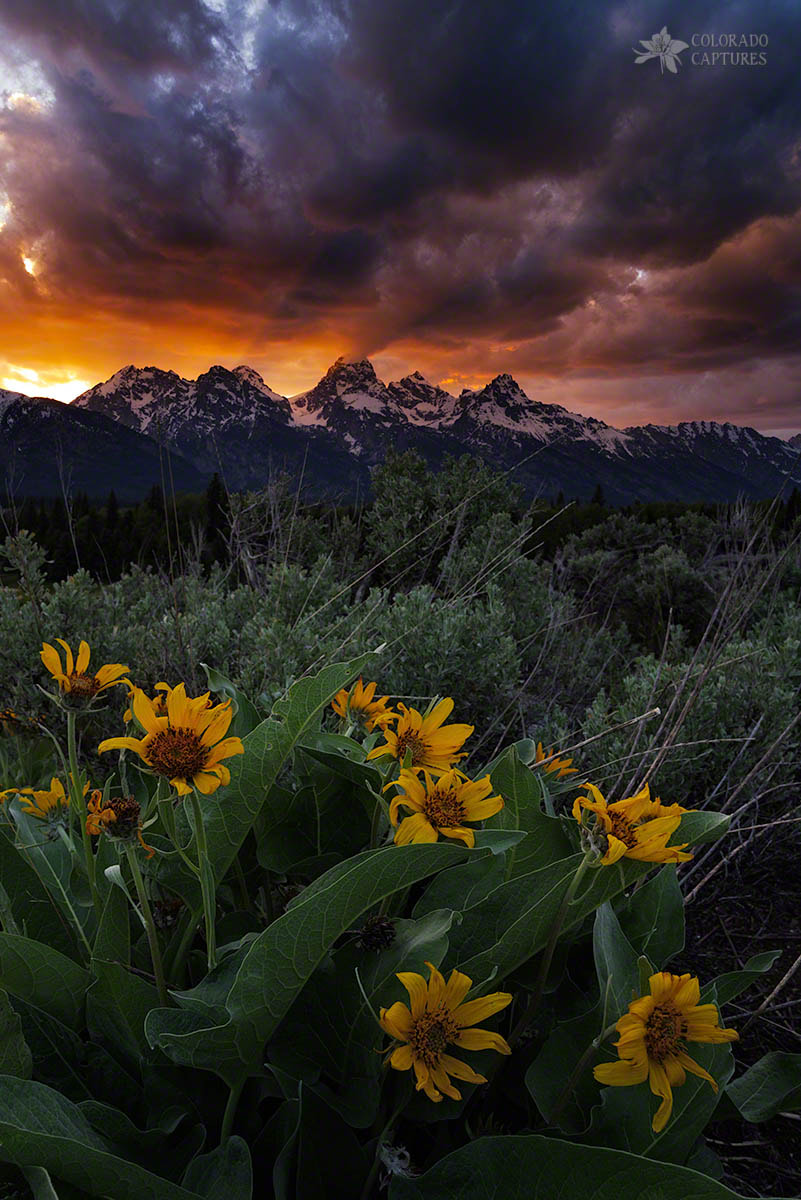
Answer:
484, 745, 572, 876
678, 810, 730, 845
77, 1101, 204, 1183
449, 852, 645, 983
413, 851, 506, 919
86, 963, 161, 1061
0, 933, 90, 1028
727, 1053, 801, 1122
388, 1133, 788, 1199
8, 803, 95, 952
197, 653, 378, 886
0, 825, 76, 958
710, 950, 782, 1006
147, 843, 469, 1084
269, 909, 454, 1126
0, 1076, 202, 1200
593, 902, 640, 1020
449, 809, 726, 985
292, 1086, 370, 1199
616, 865, 684, 965
200, 663, 261, 738
0, 988, 32, 1079
182, 1137, 252, 1200
525, 1001, 602, 1132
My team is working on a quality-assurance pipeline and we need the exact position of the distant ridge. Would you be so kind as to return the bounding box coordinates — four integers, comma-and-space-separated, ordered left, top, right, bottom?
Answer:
2, 358, 799, 503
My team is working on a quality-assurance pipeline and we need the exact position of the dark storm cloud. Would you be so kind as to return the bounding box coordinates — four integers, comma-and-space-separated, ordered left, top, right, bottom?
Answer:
1, 0, 800, 421
0, 0, 226, 71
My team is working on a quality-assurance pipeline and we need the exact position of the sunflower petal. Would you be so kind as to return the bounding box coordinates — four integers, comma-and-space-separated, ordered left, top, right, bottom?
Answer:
398, 972, 428, 1018
453, 992, 513, 1027
75, 640, 91, 675
648, 1060, 674, 1132
453, 1028, 511, 1054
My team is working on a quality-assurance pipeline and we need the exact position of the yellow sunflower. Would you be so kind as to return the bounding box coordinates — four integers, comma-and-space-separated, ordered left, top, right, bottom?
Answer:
534, 741, 577, 778
388, 768, 503, 847
331, 677, 397, 732
367, 699, 473, 775
594, 971, 738, 1131
86, 790, 154, 857
573, 782, 693, 866
99, 682, 244, 796
380, 961, 512, 1102
11, 775, 87, 820
41, 639, 129, 699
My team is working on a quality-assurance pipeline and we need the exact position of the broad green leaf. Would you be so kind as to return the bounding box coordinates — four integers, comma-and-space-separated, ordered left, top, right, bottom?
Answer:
92, 877, 130, 967
9, 802, 95, 952
616, 865, 684, 964
197, 653, 377, 885
525, 1001, 602, 1132
200, 663, 261, 738
388, 1133, 788, 1199
11, 998, 133, 1107
710, 950, 782, 1006
727, 1053, 801, 1122
678, 810, 730, 845
0, 824, 76, 958
450, 852, 647, 983
0, 933, 90, 1028
86, 964, 160, 1061
413, 851, 506, 919
269, 909, 454, 1126
593, 902, 639, 1019
449, 812, 727, 985
484, 745, 571, 876
182, 1136, 252, 1200
147, 843, 469, 1084
293, 1086, 370, 1200
78, 1101, 204, 1183
0, 1076, 202, 1200
0, 987, 32, 1079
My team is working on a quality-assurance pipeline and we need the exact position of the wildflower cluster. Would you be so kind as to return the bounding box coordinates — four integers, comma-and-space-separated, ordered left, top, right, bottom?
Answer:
0, 647, 772, 1197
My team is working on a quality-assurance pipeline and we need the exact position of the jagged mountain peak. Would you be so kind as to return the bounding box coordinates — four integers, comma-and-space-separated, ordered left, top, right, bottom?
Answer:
323, 356, 378, 384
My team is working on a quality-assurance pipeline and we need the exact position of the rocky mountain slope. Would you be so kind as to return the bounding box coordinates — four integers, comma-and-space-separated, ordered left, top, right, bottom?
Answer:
4, 358, 798, 503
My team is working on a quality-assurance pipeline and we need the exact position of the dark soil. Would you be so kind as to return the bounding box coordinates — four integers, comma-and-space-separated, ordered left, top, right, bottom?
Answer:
684, 818, 801, 1199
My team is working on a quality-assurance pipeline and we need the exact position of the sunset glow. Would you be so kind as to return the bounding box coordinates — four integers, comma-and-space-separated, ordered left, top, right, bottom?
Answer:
0, 2, 799, 435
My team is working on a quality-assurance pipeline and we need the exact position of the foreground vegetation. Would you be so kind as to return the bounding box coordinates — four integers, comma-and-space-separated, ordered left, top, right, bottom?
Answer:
1, 453, 800, 1197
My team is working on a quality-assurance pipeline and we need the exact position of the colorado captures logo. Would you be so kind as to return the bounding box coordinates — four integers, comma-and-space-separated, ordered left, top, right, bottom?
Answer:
633, 26, 688, 73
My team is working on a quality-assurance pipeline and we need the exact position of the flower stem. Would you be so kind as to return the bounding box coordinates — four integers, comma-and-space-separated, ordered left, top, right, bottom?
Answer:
66, 710, 101, 920
359, 1077, 410, 1200
167, 907, 200, 986
220, 1074, 245, 1144
126, 845, 168, 1008
547, 1020, 618, 1127
189, 790, 217, 972
509, 851, 593, 1046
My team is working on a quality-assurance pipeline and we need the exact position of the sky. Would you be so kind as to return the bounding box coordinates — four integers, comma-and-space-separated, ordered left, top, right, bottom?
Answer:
0, 1, 800, 434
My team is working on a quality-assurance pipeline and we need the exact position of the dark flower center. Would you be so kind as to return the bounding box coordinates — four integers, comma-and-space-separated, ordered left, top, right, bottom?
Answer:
644, 1003, 687, 1061
356, 914, 396, 951
409, 1007, 458, 1066
423, 786, 465, 829
395, 728, 426, 766
67, 672, 101, 697
608, 811, 637, 847
148, 727, 209, 780
106, 795, 142, 838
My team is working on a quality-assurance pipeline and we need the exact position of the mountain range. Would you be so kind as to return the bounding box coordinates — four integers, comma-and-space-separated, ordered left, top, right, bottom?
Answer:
1, 358, 799, 504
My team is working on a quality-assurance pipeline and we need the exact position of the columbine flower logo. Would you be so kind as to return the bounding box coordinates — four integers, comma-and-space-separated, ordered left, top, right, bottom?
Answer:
633, 26, 688, 73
